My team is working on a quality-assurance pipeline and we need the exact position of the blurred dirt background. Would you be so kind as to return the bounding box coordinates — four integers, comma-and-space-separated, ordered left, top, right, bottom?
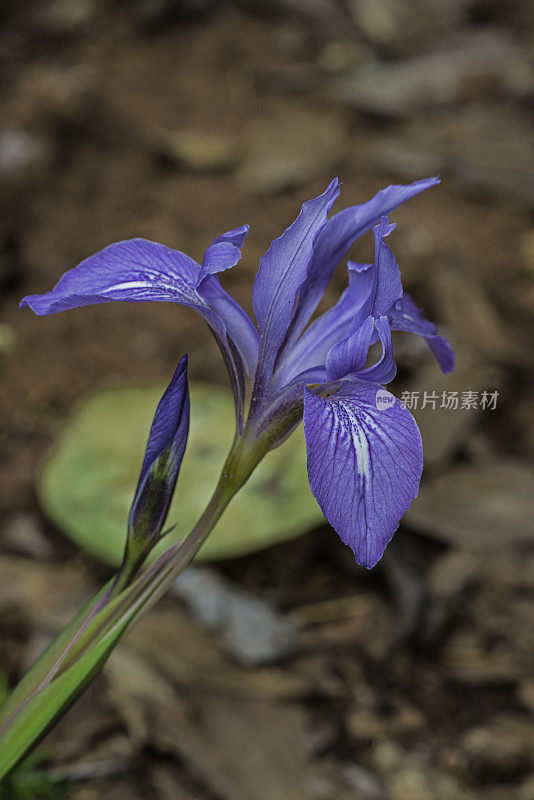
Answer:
1, 1, 534, 798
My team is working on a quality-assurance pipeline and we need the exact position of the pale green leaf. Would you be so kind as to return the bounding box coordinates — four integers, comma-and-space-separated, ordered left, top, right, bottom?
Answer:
38, 382, 322, 565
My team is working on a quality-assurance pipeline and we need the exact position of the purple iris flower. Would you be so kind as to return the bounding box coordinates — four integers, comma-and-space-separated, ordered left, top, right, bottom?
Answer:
21, 176, 454, 568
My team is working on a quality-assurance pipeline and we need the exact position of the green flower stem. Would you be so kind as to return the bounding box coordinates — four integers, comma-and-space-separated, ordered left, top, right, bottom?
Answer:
0, 432, 265, 780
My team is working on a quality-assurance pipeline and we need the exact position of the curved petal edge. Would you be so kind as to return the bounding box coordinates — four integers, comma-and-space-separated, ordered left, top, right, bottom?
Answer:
303, 380, 423, 568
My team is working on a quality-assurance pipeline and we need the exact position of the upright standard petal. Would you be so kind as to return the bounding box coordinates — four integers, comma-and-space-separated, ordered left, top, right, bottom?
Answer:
128, 355, 190, 546
369, 217, 403, 316
252, 179, 340, 398
390, 293, 455, 374
282, 177, 440, 350
303, 380, 423, 568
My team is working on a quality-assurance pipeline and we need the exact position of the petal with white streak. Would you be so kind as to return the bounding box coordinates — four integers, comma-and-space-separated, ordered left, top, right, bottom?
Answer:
303, 380, 422, 568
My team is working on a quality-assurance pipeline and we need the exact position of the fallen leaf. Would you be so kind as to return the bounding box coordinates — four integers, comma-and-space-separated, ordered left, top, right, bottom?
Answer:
152, 692, 313, 800
125, 605, 311, 700
407, 459, 534, 550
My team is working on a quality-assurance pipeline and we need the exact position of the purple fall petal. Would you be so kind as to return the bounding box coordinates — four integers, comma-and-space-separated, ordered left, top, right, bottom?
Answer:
390, 293, 455, 374
20, 237, 259, 420
303, 380, 423, 568
20, 238, 202, 314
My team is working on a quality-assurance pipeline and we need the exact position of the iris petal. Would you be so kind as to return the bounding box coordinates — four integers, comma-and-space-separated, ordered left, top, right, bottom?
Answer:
20, 237, 258, 425
210, 224, 250, 249
199, 224, 250, 283
357, 316, 397, 385
325, 316, 375, 381
20, 238, 202, 313
303, 380, 423, 568
370, 217, 403, 315
273, 261, 375, 389
390, 293, 455, 374
282, 177, 440, 351
251, 179, 340, 399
